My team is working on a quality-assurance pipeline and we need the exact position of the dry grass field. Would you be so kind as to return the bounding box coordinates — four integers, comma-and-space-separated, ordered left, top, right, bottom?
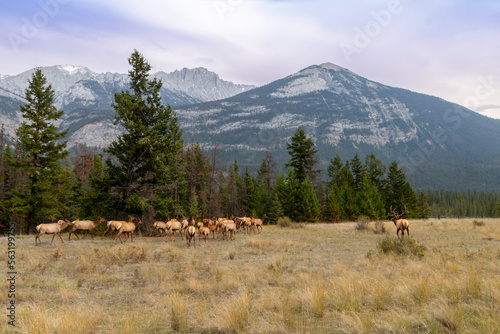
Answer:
1, 218, 500, 333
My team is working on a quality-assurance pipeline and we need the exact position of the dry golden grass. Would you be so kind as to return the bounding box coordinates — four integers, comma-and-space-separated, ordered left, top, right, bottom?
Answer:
1, 218, 499, 333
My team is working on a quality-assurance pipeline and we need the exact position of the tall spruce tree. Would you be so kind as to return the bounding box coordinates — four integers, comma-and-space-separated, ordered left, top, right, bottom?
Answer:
285, 127, 320, 183
384, 161, 417, 216
14, 68, 70, 233
106, 50, 183, 217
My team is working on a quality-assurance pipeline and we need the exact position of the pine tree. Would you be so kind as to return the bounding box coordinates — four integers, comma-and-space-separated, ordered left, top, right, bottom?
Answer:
350, 153, 366, 191
384, 161, 416, 217
285, 127, 320, 183
326, 154, 343, 190
365, 153, 386, 191
356, 174, 385, 220
106, 50, 183, 216
416, 191, 430, 219
323, 186, 342, 222
13, 68, 70, 233
266, 192, 284, 224
295, 178, 321, 222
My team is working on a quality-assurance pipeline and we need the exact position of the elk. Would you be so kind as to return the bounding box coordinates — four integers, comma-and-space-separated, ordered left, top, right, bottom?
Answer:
114, 217, 143, 244
251, 214, 267, 234
186, 225, 196, 248
68, 217, 106, 240
199, 225, 210, 245
165, 218, 183, 242
102, 215, 135, 239
389, 206, 410, 238
35, 219, 72, 246
150, 221, 168, 236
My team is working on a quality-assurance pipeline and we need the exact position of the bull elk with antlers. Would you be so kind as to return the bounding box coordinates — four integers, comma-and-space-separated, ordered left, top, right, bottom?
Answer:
389, 206, 410, 238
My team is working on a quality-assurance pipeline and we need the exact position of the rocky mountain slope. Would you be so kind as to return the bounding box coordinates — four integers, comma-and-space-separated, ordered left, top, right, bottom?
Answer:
1, 63, 500, 190
0, 65, 255, 146
176, 63, 500, 191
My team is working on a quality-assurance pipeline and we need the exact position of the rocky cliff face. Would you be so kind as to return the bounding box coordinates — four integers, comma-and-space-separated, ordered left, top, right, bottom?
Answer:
0, 65, 255, 143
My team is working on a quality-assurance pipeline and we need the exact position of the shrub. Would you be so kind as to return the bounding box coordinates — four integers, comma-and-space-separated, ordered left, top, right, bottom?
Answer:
278, 217, 292, 228
473, 220, 485, 227
377, 236, 426, 257
355, 216, 371, 231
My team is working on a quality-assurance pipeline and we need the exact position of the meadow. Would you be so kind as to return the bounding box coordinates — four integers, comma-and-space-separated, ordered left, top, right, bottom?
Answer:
1, 218, 499, 333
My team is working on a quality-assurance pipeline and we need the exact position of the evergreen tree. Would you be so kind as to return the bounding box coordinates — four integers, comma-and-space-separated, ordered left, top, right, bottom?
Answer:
350, 153, 366, 191
365, 153, 386, 191
285, 127, 320, 183
326, 154, 343, 190
266, 192, 284, 224
416, 191, 430, 219
13, 68, 70, 233
275, 170, 300, 219
106, 50, 182, 216
355, 174, 385, 220
257, 151, 277, 195
384, 161, 417, 217
295, 177, 321, 222
323, 186, 342, 222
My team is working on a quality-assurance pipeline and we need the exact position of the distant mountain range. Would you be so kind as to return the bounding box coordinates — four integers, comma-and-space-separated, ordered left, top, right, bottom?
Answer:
1, 63, 500, 191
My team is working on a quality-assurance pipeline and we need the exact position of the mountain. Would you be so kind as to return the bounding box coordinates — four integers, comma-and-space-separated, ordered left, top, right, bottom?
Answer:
175, 63, 500, 191
1, 63, 500, 191
0, 65, 255, 146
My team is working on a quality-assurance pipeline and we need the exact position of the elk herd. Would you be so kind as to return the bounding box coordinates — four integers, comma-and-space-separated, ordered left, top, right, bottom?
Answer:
34, 206, 412, 246
34, 213, 268, 247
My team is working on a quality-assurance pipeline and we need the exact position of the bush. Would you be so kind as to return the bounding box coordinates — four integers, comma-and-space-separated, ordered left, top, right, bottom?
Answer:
278, 216, 292, 228
377, 236, 426, 257
278, 217, 305, 229
473, 220, 485, 227
355, 216, 371, 231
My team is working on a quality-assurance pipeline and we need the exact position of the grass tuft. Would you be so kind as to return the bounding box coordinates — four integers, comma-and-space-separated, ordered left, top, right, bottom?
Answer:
170, 292, 189, 333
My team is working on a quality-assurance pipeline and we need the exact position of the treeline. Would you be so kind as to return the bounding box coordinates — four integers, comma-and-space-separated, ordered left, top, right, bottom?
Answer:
427, 190, 500, 218
0, 51, 498, 234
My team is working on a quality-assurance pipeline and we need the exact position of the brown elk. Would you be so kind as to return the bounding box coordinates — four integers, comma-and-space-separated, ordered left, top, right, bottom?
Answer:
389, 206, 410, 238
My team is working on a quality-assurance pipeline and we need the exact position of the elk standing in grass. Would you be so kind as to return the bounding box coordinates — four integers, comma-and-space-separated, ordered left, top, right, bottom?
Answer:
150, 221, 168, 236
102, 215, 135, 239
251, 214, 267, 234
35, 219, 72, 246
186, 225, 196, 248
165, 218, 183, 242
114, 217, 143, 244
389, 206, 410, 238
68, 217, 106, 240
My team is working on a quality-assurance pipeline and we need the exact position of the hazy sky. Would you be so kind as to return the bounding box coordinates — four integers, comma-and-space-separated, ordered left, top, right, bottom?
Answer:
1, 0, 499, 119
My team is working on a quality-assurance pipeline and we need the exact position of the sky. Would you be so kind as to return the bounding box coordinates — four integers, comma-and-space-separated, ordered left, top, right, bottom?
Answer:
1, 0, 499, 119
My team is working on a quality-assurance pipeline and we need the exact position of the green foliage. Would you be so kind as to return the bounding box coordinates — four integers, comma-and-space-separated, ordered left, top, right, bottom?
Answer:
428, 190, 500, 218
266, 192, 283, 224
106, 50, 183, 217
285, 127, 320, 183
355, 174, 385, 220
416, 191, 430, 219
10, 68, 71, 232
377, 236, 426, 257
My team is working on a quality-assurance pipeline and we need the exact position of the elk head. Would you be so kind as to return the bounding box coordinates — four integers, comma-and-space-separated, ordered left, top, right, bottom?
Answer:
389, 205, 409, 222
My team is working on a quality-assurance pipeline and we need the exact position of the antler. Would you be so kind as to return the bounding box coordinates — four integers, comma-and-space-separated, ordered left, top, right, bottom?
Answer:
390, 205, 409, 218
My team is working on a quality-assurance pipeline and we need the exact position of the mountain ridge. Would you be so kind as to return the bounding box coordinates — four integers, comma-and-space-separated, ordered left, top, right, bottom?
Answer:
1, 63, 500, 191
